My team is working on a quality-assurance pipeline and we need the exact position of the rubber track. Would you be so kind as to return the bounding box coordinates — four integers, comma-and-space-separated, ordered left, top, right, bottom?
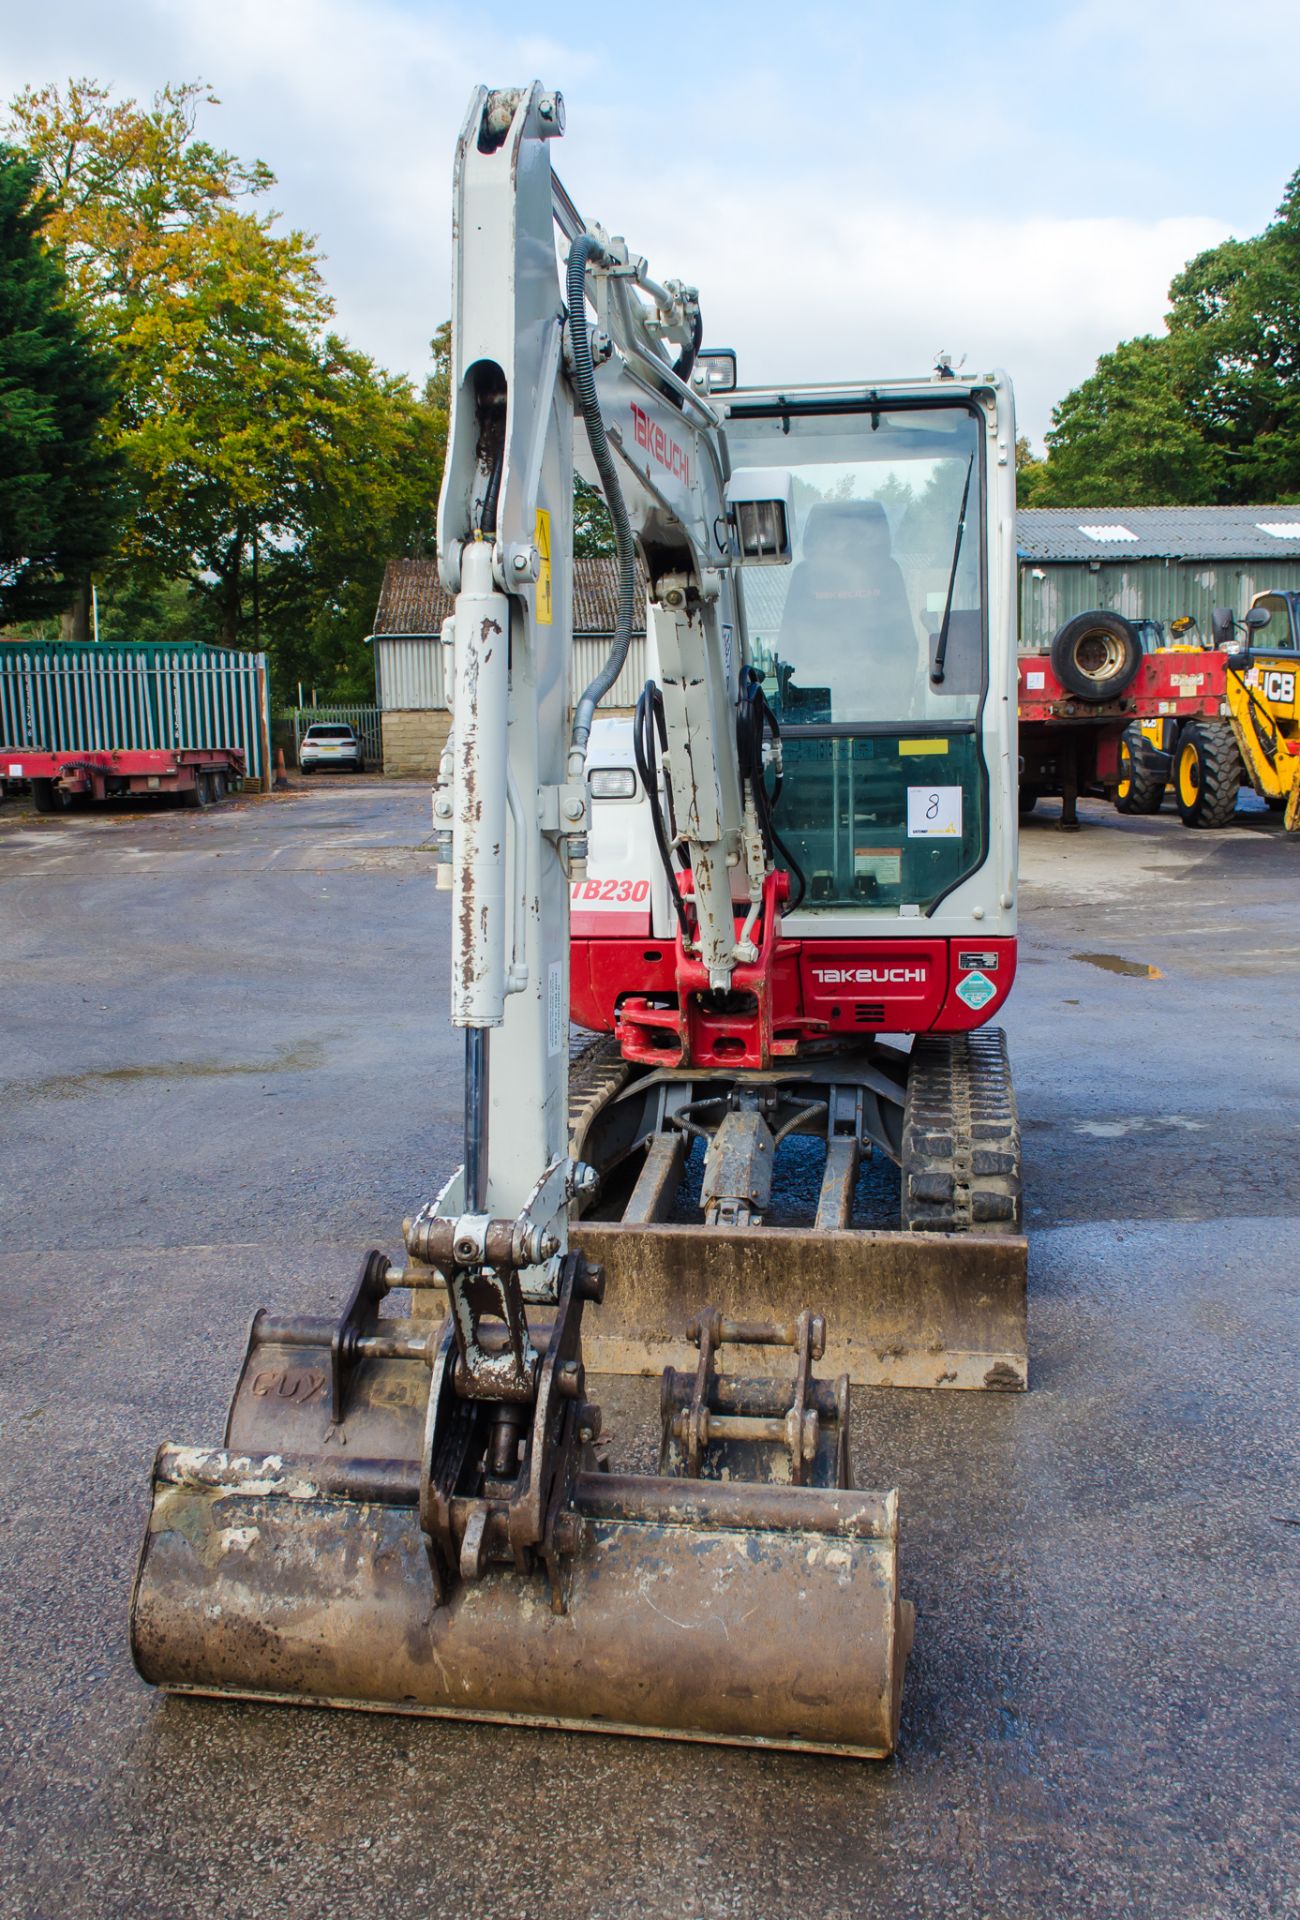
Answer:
901, 1027, 1022, 1233
567, 1030, 631, 1163
1183, 719, 1242, 828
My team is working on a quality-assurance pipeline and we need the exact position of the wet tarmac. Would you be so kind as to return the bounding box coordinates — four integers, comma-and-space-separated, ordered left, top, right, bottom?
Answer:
0, 781, 1295, 1919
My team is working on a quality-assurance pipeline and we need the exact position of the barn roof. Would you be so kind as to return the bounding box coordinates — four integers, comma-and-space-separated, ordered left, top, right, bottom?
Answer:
1017, 506, 1300, 563
373, 556, 647, 638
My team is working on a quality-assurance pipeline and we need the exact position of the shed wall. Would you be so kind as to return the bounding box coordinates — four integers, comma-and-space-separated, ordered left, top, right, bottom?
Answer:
375, 632, 646, 715
0, 643, 271, 782
1019, 560, 1300, 650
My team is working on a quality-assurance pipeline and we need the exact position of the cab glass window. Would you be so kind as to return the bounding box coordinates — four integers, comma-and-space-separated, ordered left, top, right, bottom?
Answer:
726, 406, 984, 725
1255, 595, 1296, 650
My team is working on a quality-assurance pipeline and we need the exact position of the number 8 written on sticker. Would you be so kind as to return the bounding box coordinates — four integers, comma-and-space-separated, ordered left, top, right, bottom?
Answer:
906, 785, 962, 838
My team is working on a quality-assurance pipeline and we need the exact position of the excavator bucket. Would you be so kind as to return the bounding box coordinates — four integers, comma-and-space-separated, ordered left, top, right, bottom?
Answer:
131, 1268, 913, 1758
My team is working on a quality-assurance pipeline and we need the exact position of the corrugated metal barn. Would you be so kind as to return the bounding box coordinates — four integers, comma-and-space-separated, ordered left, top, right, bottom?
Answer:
1017, 506, 1300, 649
371, 505, 1300, 770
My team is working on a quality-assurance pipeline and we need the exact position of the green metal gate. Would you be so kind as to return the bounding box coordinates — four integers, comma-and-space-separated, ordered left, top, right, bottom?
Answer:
286, 705, 382, 768
0, 643, 272, 784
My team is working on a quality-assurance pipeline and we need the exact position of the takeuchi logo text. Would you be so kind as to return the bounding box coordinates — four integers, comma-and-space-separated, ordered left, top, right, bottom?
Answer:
812, 967, 927, 986
630, 402, 690, 487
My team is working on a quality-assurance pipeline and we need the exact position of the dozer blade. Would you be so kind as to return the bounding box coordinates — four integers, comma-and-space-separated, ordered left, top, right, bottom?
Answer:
131, 1447, 911, 1758
572, 1221, 1028, 1390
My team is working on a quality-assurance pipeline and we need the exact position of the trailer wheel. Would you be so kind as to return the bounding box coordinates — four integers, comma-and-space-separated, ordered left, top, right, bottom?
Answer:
1049, 612, 1142, 702
1115, 725, 1167, 814
31, 779, 58, 814
181, 776, 209, 810
902, 1028, 1021, 1233
1018, 785, 1040, 817
1174, 720, 1242, 828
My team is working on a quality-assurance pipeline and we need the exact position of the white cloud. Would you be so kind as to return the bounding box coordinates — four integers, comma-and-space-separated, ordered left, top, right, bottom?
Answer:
624, 193, 1228, 445
0, 0, 1238, 439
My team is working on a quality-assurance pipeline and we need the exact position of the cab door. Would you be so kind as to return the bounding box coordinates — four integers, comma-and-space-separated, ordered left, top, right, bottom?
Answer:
1247, 595, 1299, 716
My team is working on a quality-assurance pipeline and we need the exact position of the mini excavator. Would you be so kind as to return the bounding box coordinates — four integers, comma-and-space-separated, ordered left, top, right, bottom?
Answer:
131, 83, 1027, 1759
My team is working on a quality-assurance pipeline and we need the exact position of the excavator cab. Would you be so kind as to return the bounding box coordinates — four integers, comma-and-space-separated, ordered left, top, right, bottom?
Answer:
570, 377, 1026, 1389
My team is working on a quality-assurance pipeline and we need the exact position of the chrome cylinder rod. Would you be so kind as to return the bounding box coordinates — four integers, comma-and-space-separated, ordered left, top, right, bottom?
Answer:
465, 1027, 489, 1212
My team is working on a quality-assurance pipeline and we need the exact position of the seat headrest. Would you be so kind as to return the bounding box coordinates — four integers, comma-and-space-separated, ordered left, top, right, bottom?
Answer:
801, 499, 892, 560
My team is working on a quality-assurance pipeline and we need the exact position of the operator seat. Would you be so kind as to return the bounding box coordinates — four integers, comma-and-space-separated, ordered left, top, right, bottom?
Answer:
777, 501, 919, 718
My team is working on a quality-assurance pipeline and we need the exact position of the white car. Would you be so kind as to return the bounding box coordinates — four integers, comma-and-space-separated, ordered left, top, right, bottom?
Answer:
298, 724, 363, 773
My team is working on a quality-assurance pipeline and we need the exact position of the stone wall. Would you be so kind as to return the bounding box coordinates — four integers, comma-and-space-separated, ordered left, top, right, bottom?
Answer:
381, 708, 452, 778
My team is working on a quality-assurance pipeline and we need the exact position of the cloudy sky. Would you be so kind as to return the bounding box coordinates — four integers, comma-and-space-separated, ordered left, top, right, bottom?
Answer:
2, 0, 1295, 444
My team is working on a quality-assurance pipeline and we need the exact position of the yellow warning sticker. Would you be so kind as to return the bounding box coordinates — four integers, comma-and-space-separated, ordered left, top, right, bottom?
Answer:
898, 738, 948, 756
534, 508, 552, 625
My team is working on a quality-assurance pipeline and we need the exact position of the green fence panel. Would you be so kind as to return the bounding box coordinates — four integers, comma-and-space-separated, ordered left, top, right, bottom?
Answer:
0, 643, 270, 780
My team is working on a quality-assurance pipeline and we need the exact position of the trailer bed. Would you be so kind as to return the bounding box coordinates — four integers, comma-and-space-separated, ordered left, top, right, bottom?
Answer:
3, 746, 245, 812
1018, 650, 1228, 822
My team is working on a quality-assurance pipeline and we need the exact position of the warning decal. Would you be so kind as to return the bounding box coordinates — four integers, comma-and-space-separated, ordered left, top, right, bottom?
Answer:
535, 508, 553, 625
955, 969, 997, 1011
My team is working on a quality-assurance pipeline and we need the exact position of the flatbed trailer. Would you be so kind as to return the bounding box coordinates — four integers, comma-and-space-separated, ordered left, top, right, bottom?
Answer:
1018, 649, 1228, 825
3, 745, 245, 813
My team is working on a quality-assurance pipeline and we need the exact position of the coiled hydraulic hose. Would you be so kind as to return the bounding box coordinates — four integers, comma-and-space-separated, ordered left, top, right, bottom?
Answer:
567, 235, 637, 765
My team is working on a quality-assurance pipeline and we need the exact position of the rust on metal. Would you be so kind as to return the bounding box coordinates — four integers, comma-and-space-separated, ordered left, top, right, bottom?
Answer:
131, 1245, 914, 1758
131, 1450, 911, 1759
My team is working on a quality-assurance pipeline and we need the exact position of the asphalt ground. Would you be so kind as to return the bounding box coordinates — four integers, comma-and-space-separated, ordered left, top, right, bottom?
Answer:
0, 778, 1296, 1920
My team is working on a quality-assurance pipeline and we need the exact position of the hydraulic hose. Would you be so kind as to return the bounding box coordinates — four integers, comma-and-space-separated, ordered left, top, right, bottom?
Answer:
634, 681, 692, 941
737, 673, 806, 912
567, 234, 637, 765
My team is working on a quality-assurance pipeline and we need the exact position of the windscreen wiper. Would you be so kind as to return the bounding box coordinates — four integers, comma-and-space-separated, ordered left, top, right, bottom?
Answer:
931, 451, 975, 686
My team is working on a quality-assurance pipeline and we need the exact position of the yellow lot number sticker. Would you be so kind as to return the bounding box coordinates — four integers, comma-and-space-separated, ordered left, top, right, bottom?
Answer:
535, 508, 553, 625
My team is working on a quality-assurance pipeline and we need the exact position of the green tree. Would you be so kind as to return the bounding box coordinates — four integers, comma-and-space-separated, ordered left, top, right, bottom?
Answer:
1024, 336, 1216, 506
1030, 169, 1300, 507
9, 81, 447, 686
1165, 169, 1300, 499
0, 142, 118, 628
573, 475, 614, 556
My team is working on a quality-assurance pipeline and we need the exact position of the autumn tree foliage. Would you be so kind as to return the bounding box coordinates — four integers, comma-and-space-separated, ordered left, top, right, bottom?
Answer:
7, 81, 446, 690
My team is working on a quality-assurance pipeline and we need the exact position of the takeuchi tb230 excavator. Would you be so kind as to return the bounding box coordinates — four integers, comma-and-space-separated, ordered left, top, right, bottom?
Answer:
130, 83, 1026, 1760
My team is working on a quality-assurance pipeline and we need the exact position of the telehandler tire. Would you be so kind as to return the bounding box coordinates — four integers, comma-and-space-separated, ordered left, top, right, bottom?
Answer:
1115, 725, 1167, 814
1050, 611, 1142, 702
902, 1027, 1021, 1233
1174, 720, 1242, 828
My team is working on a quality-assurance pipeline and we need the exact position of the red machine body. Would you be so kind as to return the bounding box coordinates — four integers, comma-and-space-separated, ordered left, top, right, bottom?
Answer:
1018, 648, 1228, 791
3, 745, 245, 807
571, 867, 1016, 1070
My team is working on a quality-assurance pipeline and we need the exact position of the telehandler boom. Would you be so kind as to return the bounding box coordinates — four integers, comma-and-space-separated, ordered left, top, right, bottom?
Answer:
132, 81, 1025, 1758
